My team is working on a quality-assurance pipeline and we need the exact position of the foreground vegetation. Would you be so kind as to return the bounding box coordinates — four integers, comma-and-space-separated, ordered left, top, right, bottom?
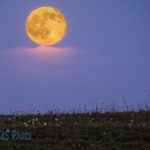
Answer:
0, 110, 150, 150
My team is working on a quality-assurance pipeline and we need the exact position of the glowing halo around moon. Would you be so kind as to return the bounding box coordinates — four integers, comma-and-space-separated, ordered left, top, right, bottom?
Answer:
26, 6, 67, 46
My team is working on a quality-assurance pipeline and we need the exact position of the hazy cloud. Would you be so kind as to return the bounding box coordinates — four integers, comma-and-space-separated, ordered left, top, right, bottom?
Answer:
0, 46, 149, 113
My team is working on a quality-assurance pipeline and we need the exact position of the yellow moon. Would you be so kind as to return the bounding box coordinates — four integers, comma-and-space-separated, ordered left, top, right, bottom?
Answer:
26, 6, 67, 46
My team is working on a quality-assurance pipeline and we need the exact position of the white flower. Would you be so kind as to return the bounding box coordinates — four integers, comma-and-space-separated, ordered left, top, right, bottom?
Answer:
35, 117, 39, 122
130, 119, 134, 123
24, 122, 28, 127
44, 122, 47, 126
103, 132, 107, 135
28, 120, 31, 123
128, 123, 132, 127
6, 129, 10, 133
23, 122, 28, 127
24, 122, 27, 125
55, 118, 59, 122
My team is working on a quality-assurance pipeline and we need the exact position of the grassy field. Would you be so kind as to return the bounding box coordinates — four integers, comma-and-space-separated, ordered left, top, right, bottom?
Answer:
0, 110, 150, 150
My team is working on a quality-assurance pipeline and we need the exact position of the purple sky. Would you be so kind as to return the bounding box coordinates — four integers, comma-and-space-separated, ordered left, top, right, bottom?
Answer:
0, 0, 150, 113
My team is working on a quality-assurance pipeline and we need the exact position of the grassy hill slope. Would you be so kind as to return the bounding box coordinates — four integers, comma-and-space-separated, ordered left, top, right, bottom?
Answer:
0, 111, 150, 150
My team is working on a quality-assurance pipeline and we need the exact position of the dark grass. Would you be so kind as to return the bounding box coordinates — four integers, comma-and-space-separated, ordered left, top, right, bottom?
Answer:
0, 104, 150, 150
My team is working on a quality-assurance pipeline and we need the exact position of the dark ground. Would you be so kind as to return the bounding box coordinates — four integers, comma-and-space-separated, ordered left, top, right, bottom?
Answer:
0, 111, 150, 150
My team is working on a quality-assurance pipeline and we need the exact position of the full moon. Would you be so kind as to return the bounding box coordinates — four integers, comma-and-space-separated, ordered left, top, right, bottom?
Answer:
26, 6, 67, 46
